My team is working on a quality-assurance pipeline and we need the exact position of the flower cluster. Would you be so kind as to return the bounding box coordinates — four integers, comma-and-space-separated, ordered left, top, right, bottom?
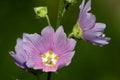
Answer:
10, 0, 110, 73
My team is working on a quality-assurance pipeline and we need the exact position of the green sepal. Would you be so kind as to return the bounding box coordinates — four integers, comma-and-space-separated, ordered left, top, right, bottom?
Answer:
69, 22, 83, 39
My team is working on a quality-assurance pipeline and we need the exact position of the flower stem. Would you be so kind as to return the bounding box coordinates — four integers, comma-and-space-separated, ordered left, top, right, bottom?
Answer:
68, 32, 74, 38
47, 72, 52, 80
56, 0, 73, 29
56, 0, 64, 28
46, 15, 51, 26
36, 74, 40, 80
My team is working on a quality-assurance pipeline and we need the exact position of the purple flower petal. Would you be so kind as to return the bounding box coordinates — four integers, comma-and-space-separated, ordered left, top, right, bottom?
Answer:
59, 51, 75, 66
23, 42, 40, 54
83, 23, 111, 46
79, 0, 96, 31
26, 52, 42, 68
53, 26, 76, 54
79, 0, 85, 14
52, 26, 67, 54
63, 39, 76, 53
90, 23, 106, 33
23, 33, 43, 52
23, 26, 54, 53
9, 38, 28, 69
41, 26, 55, 51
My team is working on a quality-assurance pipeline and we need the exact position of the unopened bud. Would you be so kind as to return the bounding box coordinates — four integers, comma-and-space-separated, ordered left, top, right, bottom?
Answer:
34, 7, 48, 18
66, 0, 76, 3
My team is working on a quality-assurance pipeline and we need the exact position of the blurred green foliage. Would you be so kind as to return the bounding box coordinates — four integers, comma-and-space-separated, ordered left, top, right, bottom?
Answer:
0, 0, 120, 80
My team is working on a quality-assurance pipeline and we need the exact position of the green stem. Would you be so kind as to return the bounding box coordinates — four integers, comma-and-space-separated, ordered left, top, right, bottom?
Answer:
47, 72, 52, 80
68, 32, 74, 38
36, 74, 40, 80
56, 0, 72, 29
56, 0, 64, 28
46, 15, 51, 25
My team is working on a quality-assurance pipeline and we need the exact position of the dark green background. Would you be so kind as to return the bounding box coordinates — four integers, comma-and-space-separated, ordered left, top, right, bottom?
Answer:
0, 0, 120, 80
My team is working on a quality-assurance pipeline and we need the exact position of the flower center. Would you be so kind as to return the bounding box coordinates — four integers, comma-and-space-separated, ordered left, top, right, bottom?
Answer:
41, 50, 59, 67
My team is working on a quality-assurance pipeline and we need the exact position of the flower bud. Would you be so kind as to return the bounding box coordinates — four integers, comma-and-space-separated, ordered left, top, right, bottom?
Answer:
66, 0, 75, 3
34, 7, 48, 18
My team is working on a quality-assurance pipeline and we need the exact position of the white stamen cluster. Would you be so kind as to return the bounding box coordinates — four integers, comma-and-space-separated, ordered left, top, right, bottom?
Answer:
41, 50, 59, 67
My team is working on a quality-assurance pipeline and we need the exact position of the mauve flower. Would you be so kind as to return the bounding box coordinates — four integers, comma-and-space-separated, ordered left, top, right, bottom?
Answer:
22, 26, 76, 72
9, 38, 28, 69
78, 0, 110, 46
